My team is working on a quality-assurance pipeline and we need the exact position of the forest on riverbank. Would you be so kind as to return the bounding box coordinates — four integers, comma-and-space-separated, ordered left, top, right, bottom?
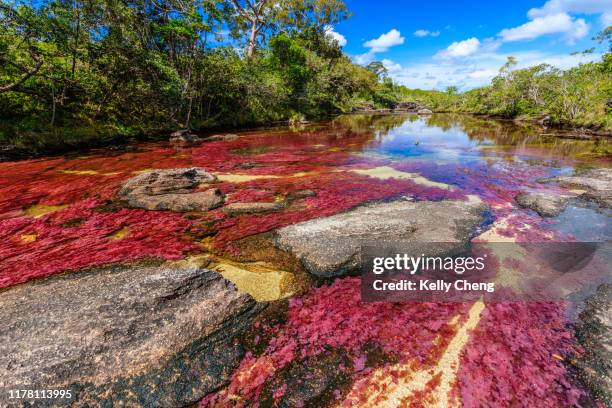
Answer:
1, 0, 611, 155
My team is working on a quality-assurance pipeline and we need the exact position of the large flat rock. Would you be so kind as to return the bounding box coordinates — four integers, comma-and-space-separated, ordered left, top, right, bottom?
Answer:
515, 191, 569, 217
274, 199, 487, 278
0, 264, 264, 407
545, 168, 612, 208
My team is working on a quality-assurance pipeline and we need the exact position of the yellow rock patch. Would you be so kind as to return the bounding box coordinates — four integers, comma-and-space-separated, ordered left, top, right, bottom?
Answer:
168, 254, 212, 269
352, 166, 453, 190
213, 261, 298, 302
62, 170, 120, 176
61, 169, 99, 175
23, 204, 68, 218
216, 174, 281, 183
106, 227, 130, 241
20, 234, 37, 243
132, 168, 154, 175
341, 300, 485, 407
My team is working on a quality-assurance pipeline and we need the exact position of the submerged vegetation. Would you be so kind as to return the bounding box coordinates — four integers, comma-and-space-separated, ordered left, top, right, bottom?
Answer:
0, 0, 610, 155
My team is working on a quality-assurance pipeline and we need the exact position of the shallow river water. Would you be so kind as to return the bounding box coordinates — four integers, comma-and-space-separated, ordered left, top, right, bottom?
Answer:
0, 113, 610, 406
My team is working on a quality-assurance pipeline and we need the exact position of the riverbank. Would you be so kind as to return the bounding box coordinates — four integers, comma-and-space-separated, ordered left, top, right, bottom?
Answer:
2, 111, 610, 162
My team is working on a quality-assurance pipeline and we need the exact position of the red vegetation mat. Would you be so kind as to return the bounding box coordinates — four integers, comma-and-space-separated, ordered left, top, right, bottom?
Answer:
200, 278, 583, 407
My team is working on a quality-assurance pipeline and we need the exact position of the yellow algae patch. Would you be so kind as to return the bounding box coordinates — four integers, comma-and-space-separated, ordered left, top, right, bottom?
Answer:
23, 204, 68, 218
213, 261, 298, 301
168, 254, 212, 269
61, 169, 99, 175
216, 174, 281, 183
342, 300, 485, 408
132, 168, 154, 175
20, 234, 37, 243
352, 166, 453, 190
106, 227, 130, 241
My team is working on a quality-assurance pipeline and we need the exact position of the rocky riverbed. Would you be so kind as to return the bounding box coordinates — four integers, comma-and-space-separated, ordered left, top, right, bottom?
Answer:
0, 113, 609, 407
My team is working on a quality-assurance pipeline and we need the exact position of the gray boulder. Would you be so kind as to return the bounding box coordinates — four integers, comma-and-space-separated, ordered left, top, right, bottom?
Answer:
417, 108, 433, 115
169, 129, 202, 143
119, 168, 224, 212
0, 264, 264, 408
274, 199, 487, 278
515, 191, 569, 217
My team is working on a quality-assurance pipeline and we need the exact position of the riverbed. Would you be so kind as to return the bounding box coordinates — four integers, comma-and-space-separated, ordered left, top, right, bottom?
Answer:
0, 113, 610, 406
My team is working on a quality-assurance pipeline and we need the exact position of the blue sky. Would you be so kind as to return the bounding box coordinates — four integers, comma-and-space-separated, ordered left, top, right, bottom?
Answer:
328, 0, 611, 90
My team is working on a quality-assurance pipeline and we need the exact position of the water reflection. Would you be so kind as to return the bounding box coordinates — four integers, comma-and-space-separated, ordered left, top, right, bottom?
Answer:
335, 113, 610, 166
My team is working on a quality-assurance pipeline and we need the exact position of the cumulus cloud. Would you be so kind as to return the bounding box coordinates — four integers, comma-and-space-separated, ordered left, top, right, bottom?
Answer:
386, 51, 603, 91
414, 29, 440, 37
601, 11, 612, 27
436, 37, 480, 58
381, 59, 402, 72
363, 29, 405, 52
324, 26, 347, 47
498, 12, 589, 43
527, 0, 612, 19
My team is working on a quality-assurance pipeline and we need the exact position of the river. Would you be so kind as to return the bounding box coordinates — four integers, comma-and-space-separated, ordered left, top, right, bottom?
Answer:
0, 113, 610, 406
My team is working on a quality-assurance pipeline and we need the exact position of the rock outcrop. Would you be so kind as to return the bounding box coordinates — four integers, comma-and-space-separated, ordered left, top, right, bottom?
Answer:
543, 168, 612, 208
274, 199, 487, 278
169, 129, 202, 143
515, 191, 569, 217
417, 108, 433, 115
573, 284, 612, 406
0, 264, 264, 408
394, 101, 418, 111
119, 168, 224, 212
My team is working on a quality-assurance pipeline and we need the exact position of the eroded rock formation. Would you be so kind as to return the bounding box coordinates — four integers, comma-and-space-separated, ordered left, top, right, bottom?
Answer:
0, 264, 264, 407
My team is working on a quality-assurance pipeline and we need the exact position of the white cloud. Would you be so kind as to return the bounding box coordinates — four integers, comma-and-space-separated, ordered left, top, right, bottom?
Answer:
386, 51, 603, 91
414, 29, 440, 37
363, 29, 405, 52
381, 59, 402, 72
527, 0, 612, 19
498, 12, 589, 44
354, 51, 375, 65
325, 26, 347, 47
601, 12, 612, 27
436, 37, 480, 58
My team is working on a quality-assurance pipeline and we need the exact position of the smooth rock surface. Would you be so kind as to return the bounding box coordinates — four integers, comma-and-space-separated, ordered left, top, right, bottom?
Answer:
574, 284, 612, 406
274, 199, 487, 278
119, 168, 223, 212
0, 264, 264, 407
515, 191, 569, 217
417, 108, 433, 115
545, 168, 612, 208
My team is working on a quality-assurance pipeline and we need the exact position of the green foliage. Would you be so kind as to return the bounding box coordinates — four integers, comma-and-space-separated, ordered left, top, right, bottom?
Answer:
1, 1, 609, 155
0, 0, 394, 152
395, 52, 612, 130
